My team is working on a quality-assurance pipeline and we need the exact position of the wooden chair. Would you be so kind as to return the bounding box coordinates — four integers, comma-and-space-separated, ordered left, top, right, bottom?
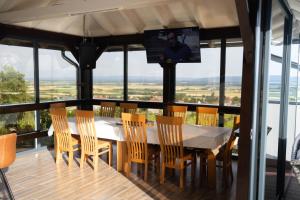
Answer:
156, 116, 195, 190
99, 102, 116, 117
122, 113, 160, 181
120, 103, 138, 115
50, 108, 80, 167
75, 110, 112, 171
196, 107, 218, 126
167, 105, 188, 122
0, 133, 17, 200
50, 102, 67, 156
216, 115, 240, 187
50, 102, 66, 109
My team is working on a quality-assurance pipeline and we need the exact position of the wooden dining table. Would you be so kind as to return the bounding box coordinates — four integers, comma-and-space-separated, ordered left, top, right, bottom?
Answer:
48, 116, 232, 189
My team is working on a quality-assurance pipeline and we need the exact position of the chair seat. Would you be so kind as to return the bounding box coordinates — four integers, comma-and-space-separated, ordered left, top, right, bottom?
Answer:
216, 146, 225, 161
71, 135, 80, 145
148, 145, 160, 155
97, 139, 111, 149
182, 152, 193, 162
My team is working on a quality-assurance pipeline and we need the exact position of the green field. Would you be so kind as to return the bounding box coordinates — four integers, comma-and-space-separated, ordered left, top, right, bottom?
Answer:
1, 80, 241, 137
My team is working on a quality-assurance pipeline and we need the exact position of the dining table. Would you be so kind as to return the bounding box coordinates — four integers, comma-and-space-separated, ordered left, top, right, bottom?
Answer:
48, 116, 232, 189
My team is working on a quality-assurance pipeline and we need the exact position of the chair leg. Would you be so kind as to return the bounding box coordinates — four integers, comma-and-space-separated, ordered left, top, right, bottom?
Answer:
56, 149, 61, 164
144, 162, 148, 182
80, 151, 85, 168
68, 151, 73, 168
155, 153, 160, 175
160, 163, 165, 184
109, 144, 113, 166
200, 155, 207, 185
191, 156, 196, 182
180, 168, 184, 190
223, 164, 228, 187
0, 169, 15, 200
230, 164, 234, 183
94, 154, 99, 171
127, 161, 131, 178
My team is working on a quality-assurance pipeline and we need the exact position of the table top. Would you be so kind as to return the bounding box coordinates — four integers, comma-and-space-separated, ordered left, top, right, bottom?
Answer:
48, 117, 232, 150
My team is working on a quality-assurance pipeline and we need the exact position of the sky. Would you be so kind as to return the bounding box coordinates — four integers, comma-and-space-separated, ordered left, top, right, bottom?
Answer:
0, 43, 299, 81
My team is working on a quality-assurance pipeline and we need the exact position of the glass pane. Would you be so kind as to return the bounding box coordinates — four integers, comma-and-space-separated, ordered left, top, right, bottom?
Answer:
128, 48, 163, 102
225, 46, 243, 106
93, 47, 123, 100
0, 44, 34, 104
265, 1, 284, 198
39, 49, 76, 101
0, 111, 35, 152
176, 46, 220, 104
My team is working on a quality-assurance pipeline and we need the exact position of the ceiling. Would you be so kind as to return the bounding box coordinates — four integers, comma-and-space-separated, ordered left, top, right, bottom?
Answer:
0, 0, 239, 37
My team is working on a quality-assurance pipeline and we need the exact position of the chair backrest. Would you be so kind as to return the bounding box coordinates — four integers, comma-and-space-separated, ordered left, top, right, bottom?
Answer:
50, 108, 72, 151
120, 103, 138, 114
100, 102, 116, 117
233, 115, 240, 130
122, 113, 147, 162
167, 105, 187, 121
0, 133, 17, 169
156, 116, 184, 165
196, 107, 218, 126
75, 110, 97, 154
50, 102, 66, 109
224, 115, 240, 163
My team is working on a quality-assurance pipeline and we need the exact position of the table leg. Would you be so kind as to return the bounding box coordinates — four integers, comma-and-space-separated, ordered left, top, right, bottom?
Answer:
207, 151, 216, 189
117, 141, 127, 172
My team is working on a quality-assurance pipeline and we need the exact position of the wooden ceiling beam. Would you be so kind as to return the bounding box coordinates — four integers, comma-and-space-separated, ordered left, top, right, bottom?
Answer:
0, 0, 187, 24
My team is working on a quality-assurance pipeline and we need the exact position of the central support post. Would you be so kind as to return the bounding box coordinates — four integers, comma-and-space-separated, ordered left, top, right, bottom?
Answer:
161, 63, 176, 115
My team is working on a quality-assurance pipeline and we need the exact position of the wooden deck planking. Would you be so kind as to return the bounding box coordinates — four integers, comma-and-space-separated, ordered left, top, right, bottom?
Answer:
5, 147, 238, 200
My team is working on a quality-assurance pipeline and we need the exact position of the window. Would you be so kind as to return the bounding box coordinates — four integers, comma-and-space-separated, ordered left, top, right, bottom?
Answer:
0, 44, 34, 104
0, 44, 35, 151
225, 45, 243, 106
0, 111, 35, 152
128, 46, 163, 102
93, 46, 123, 100
39, 49, 76, 102
176, 46, 220, 104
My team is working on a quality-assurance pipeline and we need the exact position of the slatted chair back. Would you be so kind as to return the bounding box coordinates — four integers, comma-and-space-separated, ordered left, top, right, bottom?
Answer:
120, 103, 138, 114
196, 107, 218, 126
167, 105, 187, 122
100, 102, 116, 117
50, 108, 72, 151
50, 102, 66, 109
122, 113, 148, 163
156, 116, 184, 166
223, 116, 240, 164
75, 110, 97, 155
233, 115, 240, 130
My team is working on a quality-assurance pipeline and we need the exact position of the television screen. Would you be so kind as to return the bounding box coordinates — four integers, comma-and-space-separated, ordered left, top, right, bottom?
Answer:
144, 27, 200, 64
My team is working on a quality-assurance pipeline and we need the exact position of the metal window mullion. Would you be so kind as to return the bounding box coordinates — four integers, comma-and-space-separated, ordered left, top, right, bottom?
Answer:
219, 38, 226, 127
33, 43, 40, 149
124, 44, 128, 101
276, 14, 293, 197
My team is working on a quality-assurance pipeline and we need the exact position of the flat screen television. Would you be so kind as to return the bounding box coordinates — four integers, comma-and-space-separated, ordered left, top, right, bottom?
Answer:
144, 27, 200, 64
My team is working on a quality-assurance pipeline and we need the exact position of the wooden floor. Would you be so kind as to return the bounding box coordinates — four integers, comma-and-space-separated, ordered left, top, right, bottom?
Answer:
4, 146, 238, 200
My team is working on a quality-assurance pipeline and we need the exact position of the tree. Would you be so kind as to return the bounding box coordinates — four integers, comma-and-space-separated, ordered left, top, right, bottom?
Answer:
0, 65, 28, 104
0, 65, 34, 135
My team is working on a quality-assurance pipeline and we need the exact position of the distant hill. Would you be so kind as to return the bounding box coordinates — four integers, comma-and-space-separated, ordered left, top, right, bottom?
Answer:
37, 75, 299, 86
